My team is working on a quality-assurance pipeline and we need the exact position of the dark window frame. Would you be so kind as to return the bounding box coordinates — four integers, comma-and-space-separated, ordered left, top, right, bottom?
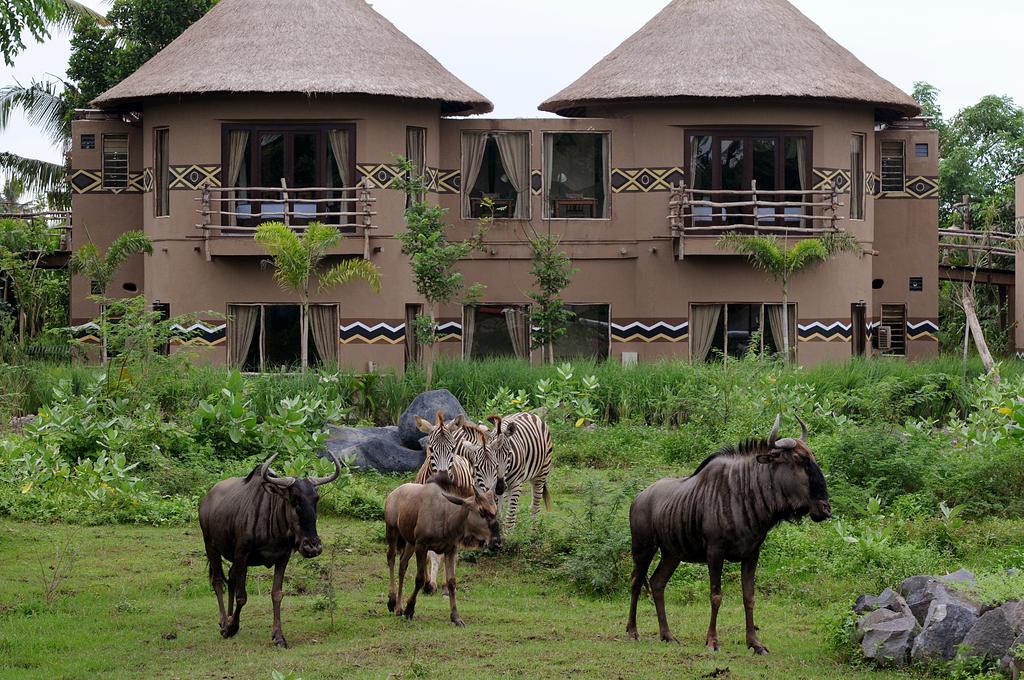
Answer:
461, 130, 532, 221
880, 140, 906, 193
228, 302, 339, 372
552, 302, 612, 361
690, 301, 798, 362
850, 133, 866, 220
154, 127, 170, 217
683, 128, 813, 227
542, 131, 612, 221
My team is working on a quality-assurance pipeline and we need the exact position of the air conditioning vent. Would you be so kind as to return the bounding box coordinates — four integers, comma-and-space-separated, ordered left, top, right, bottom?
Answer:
876, 326, 892, 353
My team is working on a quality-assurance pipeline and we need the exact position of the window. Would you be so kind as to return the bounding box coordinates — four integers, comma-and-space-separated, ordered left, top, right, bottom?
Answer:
685, 130, 811, 226
406, 127, 426, 208
462, 132, 530, 220
690, 303, 797, 362
102, 134, 129, 190
879, 304, 907, 357
81, 134, 95, 150
880, 141, 906, 193
915, 143, 930, 158
463, 304, 530, 360
228, 303, 338, 371
543, 133, 610, 219
222, 123, 356, 228
850, 134, 865, 220
553, 304, 610, 360
154, 128, 169, 217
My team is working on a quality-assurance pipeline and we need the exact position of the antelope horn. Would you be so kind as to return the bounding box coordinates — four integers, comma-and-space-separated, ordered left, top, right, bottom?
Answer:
260, 452, 296, 488
796, 414, 809, 441
311, 453, 343, 487
767, 413, 782, 448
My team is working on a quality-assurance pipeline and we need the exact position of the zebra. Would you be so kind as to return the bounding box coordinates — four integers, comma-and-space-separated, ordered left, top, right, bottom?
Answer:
413, 411, 497, 593
485, 412, 553, 530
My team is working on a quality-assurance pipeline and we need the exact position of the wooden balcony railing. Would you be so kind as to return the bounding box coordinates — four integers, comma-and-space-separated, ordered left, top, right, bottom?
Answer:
195, 179, 378, 259
0, 211, 72, 252
668, 179, 843, 234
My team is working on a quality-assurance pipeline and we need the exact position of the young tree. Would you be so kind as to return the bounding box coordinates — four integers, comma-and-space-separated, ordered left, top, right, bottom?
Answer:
70, 230, 153, 363
394, 157, 489, 385
0, 215, 65, 346
520, 224, 577, 364
254, 221, 381, 372
718, 232, 862, 365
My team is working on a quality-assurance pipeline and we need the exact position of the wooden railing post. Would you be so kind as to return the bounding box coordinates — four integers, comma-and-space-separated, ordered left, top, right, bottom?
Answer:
361, 178, 374, 260
830, 180, 840, 231
281, 178, 290, 228
751, 179, 759, 234
201, 184, 212, 261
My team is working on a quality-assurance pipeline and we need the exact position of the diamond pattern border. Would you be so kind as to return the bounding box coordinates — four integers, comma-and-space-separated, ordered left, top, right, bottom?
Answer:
436, 169, 461, 194
70, 169, 147, 194
812, 168, 851, 193
610, 167, 684, 193
169, 165, 221, 190
902, 176, 939, 199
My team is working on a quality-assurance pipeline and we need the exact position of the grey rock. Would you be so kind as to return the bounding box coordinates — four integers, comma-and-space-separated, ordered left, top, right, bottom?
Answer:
323, 426, 424, 473
941, 568, 978, 587
911, 598, 980, 661
999, 632, 1024, 679
900, 577, 944, 625
397, 390, 466, 450
854, 588, 914, 620
963, 602, 1024, 659
854, 593, 883, 614
859, 610, 920, 667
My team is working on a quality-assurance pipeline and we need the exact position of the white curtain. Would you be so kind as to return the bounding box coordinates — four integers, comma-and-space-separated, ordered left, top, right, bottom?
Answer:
504, 306, 530, 359
328, 130, 350, 187
766, 304, 796, 362
310, 304, 338, 365
495, 132, 530, 219
227, 131, 249, 187
462, 306, 476, 358
228, 304, 259, 369
690, 304, 723, 362
461, 132, 488, 217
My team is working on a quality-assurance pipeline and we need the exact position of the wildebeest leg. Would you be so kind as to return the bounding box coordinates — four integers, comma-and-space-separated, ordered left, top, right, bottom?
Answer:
224, 558, 248, 638
270, 557, 290, 648
424, 551, 441, 596
403, 546, 429, 620
386, 527, 400, 612
706, 556, 724, 651
206, 548, 229, 635
626, 544, 657, 640
504, 483, 523, 530
649, 554, 681, 643
742, 558, 769, 655
394, 542, 414, 617
445, 550, 464, 626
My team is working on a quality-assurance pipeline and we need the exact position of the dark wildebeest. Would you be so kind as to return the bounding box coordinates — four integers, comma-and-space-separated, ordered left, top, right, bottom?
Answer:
385, 478, 501, 626
626, 415, 831, 654
199, 451, 342, 647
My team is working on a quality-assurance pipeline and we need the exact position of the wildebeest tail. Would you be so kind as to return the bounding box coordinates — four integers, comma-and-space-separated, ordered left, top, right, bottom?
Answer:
542, 483, 552, 511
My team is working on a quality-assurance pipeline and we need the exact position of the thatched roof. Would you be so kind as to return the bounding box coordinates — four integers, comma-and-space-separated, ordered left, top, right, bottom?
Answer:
540, 0, 920, 118
93, 0, 492, 115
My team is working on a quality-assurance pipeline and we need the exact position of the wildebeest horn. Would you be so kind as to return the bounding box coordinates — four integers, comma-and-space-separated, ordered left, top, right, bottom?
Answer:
310, 453, 343, 487
796, 414, 809, 441
260, 452, 296, 488
767, 414, 782, 447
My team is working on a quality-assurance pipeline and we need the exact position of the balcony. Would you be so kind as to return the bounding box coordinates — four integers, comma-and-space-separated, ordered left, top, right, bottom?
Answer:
0, 211, 72, 268
194, 180, 378, 259
667, 180, 844, 258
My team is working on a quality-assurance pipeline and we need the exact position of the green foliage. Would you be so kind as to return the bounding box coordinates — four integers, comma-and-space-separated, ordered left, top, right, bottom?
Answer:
0, 215, 68, 345
0, 0, 59, 66
535, 363, 601, 426
948, 570, 1024, 607
523, 232, 578, 362
70, 231, 153, 296
558, 479, 635, 596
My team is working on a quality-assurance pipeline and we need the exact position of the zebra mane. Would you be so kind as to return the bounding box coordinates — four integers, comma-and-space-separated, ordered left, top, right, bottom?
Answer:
691, 438, 773, 476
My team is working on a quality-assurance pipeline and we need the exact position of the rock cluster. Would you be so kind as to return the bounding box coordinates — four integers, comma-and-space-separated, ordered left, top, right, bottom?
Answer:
853, 570, 1024, 676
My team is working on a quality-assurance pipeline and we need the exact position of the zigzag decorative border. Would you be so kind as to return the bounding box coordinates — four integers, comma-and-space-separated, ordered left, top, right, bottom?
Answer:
799, 321, 852, 343
340, 321, 405, 345
71, 321, 226, 346
907, 320, 939, 341
610, 167, 684, 193
612, 320, 688, 343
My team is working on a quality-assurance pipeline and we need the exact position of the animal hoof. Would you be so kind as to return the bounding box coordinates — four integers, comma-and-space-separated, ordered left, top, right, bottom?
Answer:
660, 634, 679, 644
451, 616, 465, 627
394, 608, 404, 617
423, 582, 436, 596
626, 629, 639, 641
222, 619, 239, 638
273, 636, 288, 648
750, 644, 770, 656
387, 595, 397, 612
404, 607, 415, 620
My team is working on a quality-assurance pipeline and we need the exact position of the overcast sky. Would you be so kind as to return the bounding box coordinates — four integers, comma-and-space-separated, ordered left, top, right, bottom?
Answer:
2, 0, 1022, 165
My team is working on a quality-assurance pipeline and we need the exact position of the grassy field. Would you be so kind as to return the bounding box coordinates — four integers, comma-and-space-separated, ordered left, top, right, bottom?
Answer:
0, 465, 938, 680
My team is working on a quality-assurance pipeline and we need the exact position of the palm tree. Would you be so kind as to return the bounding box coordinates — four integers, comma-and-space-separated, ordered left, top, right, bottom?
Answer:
255, 221, 382, 371
718, 231, 862, 365
0, 77, 76, 203
2, 0, 108, 66
70, 230, 154, 363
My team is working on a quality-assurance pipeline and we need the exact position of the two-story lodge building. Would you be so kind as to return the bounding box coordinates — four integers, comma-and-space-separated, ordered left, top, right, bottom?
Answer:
70, 0, 940, 371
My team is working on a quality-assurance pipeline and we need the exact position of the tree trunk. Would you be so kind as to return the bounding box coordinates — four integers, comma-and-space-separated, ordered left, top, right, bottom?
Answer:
548, 341, 554, 366
962, 285, 999, 383
424, 302, 437, 388
781, 282, 791, 366
300, 295, 309, 372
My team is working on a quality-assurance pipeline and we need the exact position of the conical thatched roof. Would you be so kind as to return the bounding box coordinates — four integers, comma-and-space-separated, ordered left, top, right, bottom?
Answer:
93, 0, 492, 115
540, 0, 920, 118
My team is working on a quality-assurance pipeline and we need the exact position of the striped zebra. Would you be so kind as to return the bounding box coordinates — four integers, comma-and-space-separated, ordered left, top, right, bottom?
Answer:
486, 412, 553, 529
412, 411, 497, 594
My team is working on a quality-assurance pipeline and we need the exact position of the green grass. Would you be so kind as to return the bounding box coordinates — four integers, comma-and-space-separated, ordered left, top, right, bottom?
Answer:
5, 463, 1014, 680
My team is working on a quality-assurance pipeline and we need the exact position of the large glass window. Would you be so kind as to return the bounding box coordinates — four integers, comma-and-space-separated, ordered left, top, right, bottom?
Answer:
154, 128, 169, 217
850, 134, 865, 220
543, 133, 610, 219
462, 132, 530, 220
222, 123, 355, 227
228, 303, 338, 371
553, 304, 610, 360
690, 303, 797, 362
463, 304, 531, 360
102, 134, 129, 190
685, 130, 811, 226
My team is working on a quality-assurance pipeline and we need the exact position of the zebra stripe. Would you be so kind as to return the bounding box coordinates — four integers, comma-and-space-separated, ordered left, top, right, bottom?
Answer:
489, 411, 553, 529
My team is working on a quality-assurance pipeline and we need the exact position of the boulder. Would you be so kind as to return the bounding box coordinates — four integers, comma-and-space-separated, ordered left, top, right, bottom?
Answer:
323, 426, 424, 473
941, 569, 978, 587
962, 602, 1024, 659
854, 588, 915, 620
854, 593, 883, 615
899, 577, 945, 625
858, 609, 920, 667
911, 598, 980, 661
999, 632, 1024, 679
397, 390, 466, 450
